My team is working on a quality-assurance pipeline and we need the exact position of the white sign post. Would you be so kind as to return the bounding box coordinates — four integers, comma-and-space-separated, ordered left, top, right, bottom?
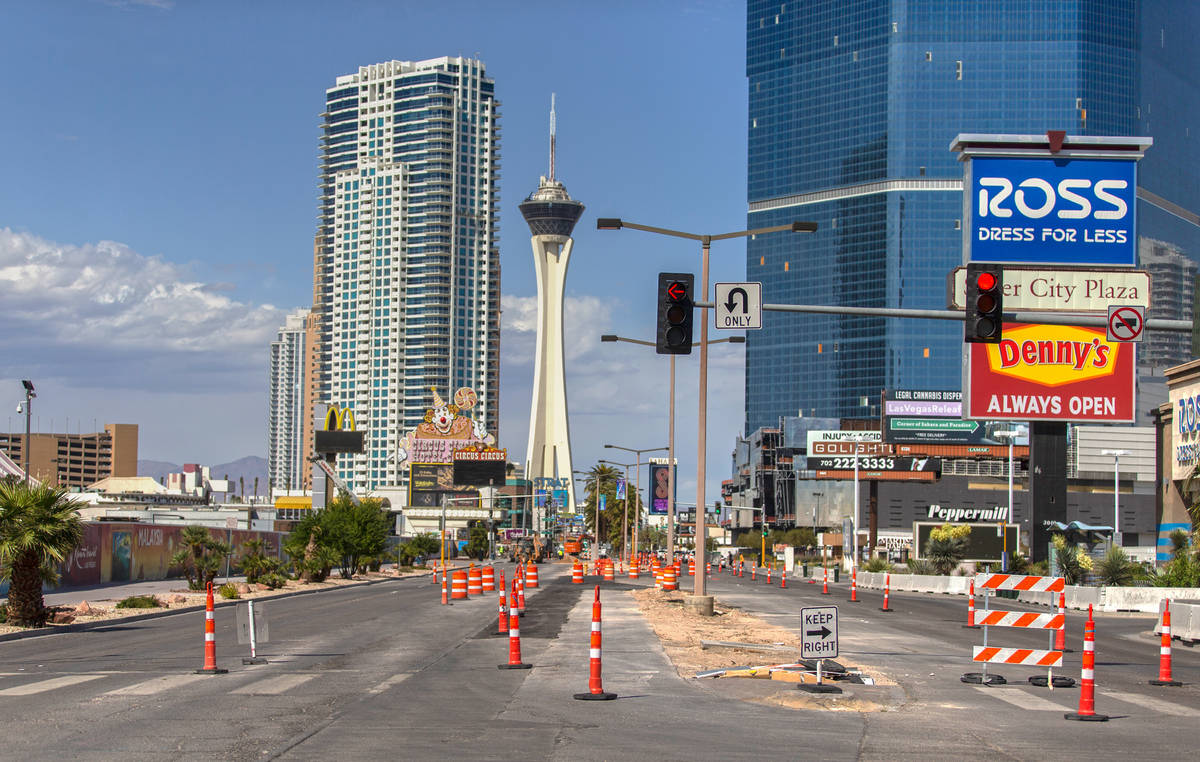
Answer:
236, 600, 269, 665
799, 605, 841, 694
714, 282, 762, 330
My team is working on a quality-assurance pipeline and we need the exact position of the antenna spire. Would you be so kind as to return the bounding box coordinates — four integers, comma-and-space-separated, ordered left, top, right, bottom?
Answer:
549, 93, 557, 182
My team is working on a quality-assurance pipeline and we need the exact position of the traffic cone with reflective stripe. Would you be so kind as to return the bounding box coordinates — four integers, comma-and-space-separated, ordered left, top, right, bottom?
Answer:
517, 573, 526, 616
880, 573, 893, 612
498, 608, 531, 670
496, 571, 509, 636
751, 566, 756, 582
1054, 590, 1066, 648
821, 566, 830, 595
850, 567, 859, 602
574, 586, 616, 700
1150, 600, 1183, 686
781, 569, 787, 589
1065, 605, 1108, 721
195, 582, 227, 674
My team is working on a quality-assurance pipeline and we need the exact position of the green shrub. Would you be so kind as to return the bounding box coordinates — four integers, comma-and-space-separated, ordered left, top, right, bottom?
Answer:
115, 595, 161, 609
218, 582, 240, 599
861, 557, 892, 573
259, 572, 289, 590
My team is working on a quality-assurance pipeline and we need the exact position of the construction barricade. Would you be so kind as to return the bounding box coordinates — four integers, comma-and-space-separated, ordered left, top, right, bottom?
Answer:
663, 568, 677, 591
468, 566, 483, 597
451, 570, 469, 600
482, 565, 495, 592
525, 564, 539, 589
963, 573, 1066, 687
572, 561, 584, 584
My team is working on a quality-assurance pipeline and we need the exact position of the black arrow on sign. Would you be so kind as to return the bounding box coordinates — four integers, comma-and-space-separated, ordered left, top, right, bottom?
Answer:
724, 287, 748, 314
806, 625, 832, 639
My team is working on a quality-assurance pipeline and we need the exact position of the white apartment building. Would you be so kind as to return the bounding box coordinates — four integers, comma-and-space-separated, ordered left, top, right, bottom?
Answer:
268, 309, 309, 491
314, 57, 501, 491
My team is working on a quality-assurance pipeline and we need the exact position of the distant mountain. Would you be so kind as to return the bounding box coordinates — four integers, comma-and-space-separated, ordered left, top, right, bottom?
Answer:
137, 455, 269, 496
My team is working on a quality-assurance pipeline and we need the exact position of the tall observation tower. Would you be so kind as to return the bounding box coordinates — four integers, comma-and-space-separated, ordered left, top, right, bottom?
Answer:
520, 96, 584, 512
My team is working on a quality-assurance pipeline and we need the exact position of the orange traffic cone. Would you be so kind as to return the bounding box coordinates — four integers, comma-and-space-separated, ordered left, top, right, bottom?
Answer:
1065, 605, 1108, 721
195, 581, 227, 674
1150, 600, 1183, 686
574, 586, 616, 700
496, 571, 509, 636
498, 608, 531, 670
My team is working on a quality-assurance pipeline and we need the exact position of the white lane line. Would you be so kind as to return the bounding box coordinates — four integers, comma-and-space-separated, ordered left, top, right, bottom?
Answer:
1098, 689, 1200, 718
0, 674, 106, 696
367, 672, 411, 695
231, 673, 317, 695
102, 674, 208, 697
972, 686, 1070, 711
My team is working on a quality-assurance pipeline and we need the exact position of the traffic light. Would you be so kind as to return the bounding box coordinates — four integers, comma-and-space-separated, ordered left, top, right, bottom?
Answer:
965, 262, 1004, 343
656, 272, 694, 354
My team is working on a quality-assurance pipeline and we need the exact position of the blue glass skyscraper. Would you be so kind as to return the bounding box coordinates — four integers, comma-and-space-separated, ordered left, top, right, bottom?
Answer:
745, 1, 1200, 431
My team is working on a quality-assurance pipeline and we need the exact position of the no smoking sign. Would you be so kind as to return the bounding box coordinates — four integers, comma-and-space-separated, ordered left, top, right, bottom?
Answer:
1107, 305, 1144, 343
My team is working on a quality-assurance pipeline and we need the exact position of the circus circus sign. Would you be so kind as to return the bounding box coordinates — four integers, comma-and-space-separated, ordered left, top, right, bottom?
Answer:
395, 386, 496, 466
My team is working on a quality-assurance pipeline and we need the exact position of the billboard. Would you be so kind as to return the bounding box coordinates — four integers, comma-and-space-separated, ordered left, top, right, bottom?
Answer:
967, 156, 1136, 266
452, 448, 507, 487
882, 390, 1014, 446
648, 462, 675, 515
408, 462, 454, 507
914, 521, 1021, 563
963, 322, 1136, 422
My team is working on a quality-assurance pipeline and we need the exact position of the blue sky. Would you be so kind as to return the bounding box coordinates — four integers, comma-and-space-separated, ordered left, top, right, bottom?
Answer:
0, 0, 759, 503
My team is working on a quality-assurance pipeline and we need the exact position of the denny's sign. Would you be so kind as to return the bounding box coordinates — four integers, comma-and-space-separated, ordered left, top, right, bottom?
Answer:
963, 322, 1135, 422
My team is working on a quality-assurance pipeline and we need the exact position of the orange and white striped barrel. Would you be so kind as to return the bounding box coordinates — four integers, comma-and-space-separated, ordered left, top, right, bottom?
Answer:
468, 566, 483, 596
603, 560, 615, 582
572, 561, 584, 584
525, 564, 539, 589
688, 559, 695, 576
482, 565, 495, 592
972, 646, 1062, 667
628, 565, 639, 580
974, 573, 1065, 593
451, 570, 468, 599
654, 567, 664, 589
663, 568, 677, 591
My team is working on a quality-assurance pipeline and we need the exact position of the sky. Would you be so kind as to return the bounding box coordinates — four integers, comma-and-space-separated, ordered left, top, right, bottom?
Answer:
0, 0, 762, 505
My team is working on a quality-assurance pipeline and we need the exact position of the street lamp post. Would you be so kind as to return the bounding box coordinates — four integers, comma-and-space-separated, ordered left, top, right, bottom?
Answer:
601, 334, 744, 560
994, 430, 1022, 572
598, 218, 816, 604
18, 380, 35, 484
1102, 449, 1129, 548
603, 444, 666, 561
599, 459, 634, 565
574, 469, 601, 568
811, 491, 823, 538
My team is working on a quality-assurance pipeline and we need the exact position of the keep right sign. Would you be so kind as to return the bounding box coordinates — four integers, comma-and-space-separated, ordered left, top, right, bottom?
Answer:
801, 605, 839, 660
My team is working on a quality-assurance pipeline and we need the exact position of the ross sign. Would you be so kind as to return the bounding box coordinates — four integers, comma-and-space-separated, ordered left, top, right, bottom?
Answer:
1107, 305, 1144, 342
948, 266, 1150, 311
967, 156, 1137, 266
714, 282, 762, 330
801, 606, 839, 660
963, 322, 1135, 422
1169, 381, 1200, 480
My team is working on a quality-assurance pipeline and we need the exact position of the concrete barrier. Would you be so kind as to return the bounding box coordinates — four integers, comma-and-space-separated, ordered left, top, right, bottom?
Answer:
1100, 586, 1199, 613
1154, 599, 1200, 643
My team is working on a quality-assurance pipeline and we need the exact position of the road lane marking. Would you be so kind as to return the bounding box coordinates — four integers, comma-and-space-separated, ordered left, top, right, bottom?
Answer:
1098, 689, 1200, 718
102, 674, 208, 697
0, 674, 106, 696
972, 686, 1069, 711
367, 672, 411, 695
231, 673, 317, 695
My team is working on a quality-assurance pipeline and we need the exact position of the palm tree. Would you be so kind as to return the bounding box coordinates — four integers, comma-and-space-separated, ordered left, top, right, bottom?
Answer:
0, 481, 84, 627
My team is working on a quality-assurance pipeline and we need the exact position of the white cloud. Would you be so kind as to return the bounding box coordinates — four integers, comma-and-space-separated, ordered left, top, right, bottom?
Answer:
0, 228, 289, 392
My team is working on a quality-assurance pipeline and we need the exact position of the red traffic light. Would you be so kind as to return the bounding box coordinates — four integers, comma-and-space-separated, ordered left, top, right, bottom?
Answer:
975, 271, 997, 291
666, 281, 688, 301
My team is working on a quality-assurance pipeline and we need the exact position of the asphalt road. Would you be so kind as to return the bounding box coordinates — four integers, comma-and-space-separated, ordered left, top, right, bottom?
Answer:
0, 563, 1197, 760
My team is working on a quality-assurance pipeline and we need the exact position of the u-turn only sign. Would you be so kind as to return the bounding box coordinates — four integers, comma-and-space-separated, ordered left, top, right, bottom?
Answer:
801, 605, 839, 660
714, 282, 762, 330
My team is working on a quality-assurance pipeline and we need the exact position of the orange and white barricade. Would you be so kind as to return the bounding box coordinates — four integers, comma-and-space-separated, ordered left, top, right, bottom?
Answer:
525, 564, 539, 589
482, 565, 495, 592
964, 573, 1067, 687
468, 566, 483, 597
572, 561, 584, 584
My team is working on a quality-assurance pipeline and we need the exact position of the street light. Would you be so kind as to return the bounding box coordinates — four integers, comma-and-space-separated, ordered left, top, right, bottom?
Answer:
603, 443, 667, 562
1101, 449, 1129, 548
574, 469, 604, 567
599, 458, 634, 565
601, 334, 745, 559
811, 491, 824, 538
599, 216, 816, 605
18, 380, 35, 484
994, 429, 1022, 571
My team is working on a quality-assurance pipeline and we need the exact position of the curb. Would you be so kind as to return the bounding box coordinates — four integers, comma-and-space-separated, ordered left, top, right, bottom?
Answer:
0, 571, 432, 644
